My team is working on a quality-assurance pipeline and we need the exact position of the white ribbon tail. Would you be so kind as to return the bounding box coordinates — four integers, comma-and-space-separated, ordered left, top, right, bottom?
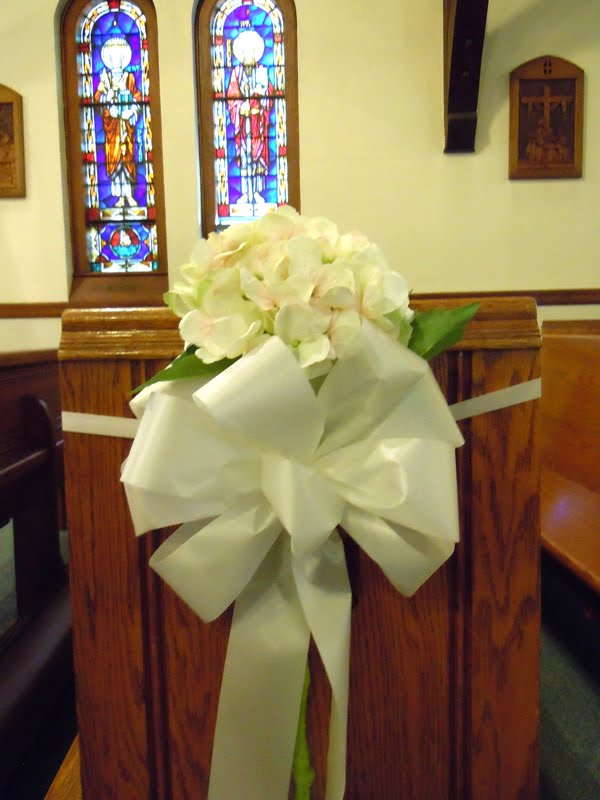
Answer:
292, 533, 352, 800
208, 537, 310, 800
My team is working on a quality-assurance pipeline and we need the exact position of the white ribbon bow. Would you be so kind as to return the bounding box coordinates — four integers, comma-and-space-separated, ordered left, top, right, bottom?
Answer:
121, 320, 464, 800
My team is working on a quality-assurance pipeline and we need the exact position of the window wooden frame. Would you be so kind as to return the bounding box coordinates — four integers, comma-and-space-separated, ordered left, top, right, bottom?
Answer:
195, 0, 300, 235
61, 0, 168, 307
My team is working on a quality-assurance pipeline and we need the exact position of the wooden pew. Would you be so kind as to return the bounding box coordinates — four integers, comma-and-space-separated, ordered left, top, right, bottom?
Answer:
0, 351, 72, 784
540, 320, 600, 596
60, 299, 541, 800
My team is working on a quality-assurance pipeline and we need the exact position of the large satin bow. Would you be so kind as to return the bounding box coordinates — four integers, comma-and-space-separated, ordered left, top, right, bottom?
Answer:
121, 320, 464, 800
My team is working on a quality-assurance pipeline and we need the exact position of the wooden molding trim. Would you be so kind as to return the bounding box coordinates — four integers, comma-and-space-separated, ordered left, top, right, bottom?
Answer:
68, 274, 169, 308
1, 290, 597, 320
414, 288, 600, 306
414, 296, 540, 350
0, 303, 68, 319
59, 296, 540, 361
60, 307, 182, 361
0, 350, 58, 369
542, 319, 600, 336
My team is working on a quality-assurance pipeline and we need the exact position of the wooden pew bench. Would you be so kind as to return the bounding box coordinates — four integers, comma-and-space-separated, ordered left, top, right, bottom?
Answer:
540, 321, 600, 600
0, 351, 72, 785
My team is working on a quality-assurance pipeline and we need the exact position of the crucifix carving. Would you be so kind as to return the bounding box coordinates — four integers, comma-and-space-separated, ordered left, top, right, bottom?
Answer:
509, 55, 584, 179
521, 84, 574, 132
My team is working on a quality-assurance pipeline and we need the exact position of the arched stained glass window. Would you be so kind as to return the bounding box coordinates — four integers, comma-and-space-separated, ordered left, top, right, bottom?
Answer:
62, 0, 167, 305
196, 0, 299, 232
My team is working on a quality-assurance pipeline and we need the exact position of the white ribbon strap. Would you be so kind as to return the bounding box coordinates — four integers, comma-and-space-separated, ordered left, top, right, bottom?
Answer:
62, 379, 542, 438
450, 377, 541, 421
62, 410, 139, 438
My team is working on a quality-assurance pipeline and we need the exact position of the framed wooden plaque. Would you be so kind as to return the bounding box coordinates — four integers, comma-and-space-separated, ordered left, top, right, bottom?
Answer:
509, 55, 583, 180
0, 84, 26, 198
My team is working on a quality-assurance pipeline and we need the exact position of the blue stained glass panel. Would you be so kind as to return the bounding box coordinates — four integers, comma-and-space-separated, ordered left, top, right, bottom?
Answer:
77, 1, 158, 272
87, 221, 157, 272
211, 0, 289, 227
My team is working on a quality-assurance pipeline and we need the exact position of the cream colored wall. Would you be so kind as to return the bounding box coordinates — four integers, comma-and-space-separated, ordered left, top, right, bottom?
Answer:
298, 0, 599, 293
0, 0, 598, 351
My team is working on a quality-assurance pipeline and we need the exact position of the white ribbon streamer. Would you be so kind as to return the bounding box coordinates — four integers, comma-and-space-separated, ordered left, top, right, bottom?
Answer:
61, 329, 541, 800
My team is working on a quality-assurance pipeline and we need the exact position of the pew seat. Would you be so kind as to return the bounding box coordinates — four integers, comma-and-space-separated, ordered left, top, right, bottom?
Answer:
540, 321, 600, 597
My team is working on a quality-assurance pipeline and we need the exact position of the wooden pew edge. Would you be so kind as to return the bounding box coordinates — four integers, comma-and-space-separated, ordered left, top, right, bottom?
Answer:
44, 736, 82, 800
541, 466, 600, 596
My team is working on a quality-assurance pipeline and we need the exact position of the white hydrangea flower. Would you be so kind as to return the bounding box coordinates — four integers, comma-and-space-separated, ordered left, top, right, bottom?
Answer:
166, 206, 415, 374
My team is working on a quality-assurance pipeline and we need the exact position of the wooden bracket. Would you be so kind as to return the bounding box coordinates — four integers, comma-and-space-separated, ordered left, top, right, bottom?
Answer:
444, 0, 489, 152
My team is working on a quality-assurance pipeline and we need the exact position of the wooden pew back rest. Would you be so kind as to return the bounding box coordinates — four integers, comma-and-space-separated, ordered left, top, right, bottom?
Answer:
540, 321, 600, 595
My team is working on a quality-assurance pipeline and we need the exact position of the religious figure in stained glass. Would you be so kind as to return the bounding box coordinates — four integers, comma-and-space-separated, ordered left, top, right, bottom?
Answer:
76, 0, 157, 272
210, 0, 288, 228
226, 30, 273, 205
94, 36, 142, 207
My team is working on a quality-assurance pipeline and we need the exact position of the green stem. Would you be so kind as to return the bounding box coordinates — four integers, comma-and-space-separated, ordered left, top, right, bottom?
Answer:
292, 662, 315, 800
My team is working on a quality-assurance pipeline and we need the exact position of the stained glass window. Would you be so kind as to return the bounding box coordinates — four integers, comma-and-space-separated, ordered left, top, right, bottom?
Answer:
75, 0, 158, 273
198, 0, 299, 231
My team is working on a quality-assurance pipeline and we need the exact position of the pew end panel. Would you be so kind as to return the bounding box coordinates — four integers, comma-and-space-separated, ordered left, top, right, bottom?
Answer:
60, 299, 541, 800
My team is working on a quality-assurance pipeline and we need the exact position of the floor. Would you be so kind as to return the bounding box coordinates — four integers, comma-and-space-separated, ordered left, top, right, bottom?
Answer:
539, 558, 600, 800
0, 680, 77, 800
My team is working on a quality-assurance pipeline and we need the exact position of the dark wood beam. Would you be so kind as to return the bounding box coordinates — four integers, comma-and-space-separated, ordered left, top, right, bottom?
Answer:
444, 0, 489, 152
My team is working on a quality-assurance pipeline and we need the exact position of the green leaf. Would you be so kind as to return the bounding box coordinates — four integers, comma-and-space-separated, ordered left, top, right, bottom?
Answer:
131, 348, 237, 395
408, 303, 479, 361
384, 310, 413, 347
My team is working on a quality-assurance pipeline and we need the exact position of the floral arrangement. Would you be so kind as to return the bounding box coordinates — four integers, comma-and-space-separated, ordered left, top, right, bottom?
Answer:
127, 205, 478, 799
140, 205, 477, 392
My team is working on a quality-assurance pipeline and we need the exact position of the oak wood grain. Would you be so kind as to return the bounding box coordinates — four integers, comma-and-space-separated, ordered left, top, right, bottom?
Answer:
469, 350, 541, 799
60, 360, 152, 798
